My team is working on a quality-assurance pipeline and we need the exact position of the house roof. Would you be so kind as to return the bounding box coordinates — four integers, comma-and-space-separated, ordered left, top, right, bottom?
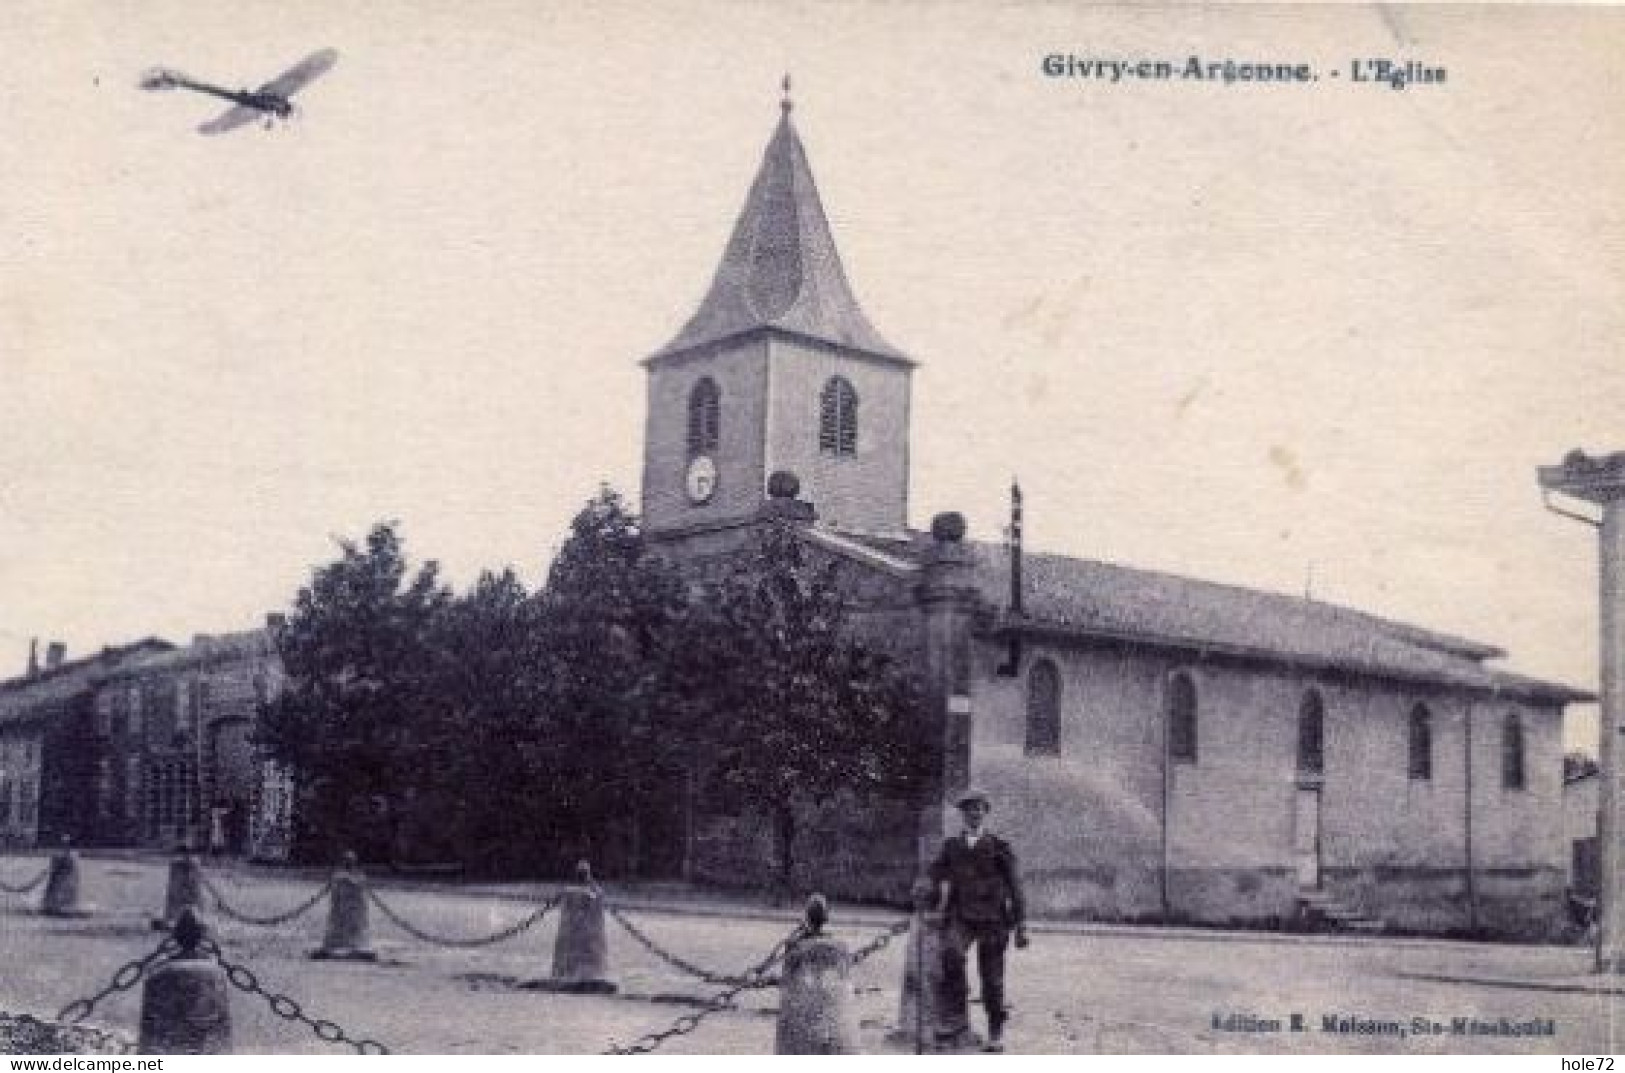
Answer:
0, 639, 175, 727
966, 543, 1587, 703
94, 628, 275, 683
647, 101, 909, 366
830, 527, 1587, 704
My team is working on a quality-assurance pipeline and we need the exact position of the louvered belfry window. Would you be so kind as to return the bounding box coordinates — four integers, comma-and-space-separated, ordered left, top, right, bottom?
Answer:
819, 377, 858, 456
688, 377, 720, 457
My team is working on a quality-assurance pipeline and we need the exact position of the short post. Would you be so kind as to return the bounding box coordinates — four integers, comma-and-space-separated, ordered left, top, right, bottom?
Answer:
41, 837, 89, 918
776, 894, 860, 1054
138, 908, 231, 1054
526, 861, 615, 994
154, 850, 204, 931
312, 851, 375, 961
890, 878, 950, 1051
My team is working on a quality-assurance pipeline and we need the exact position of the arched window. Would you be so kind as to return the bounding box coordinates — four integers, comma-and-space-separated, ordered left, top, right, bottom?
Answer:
1297, 690, 1325, 776
819, 377, 858, 456
1025, 658, 1061, 756
1502, 711, 1526, 790
687, 378, 720, 457
1408, 703, 1433, 781
1167, 671, 1198, 764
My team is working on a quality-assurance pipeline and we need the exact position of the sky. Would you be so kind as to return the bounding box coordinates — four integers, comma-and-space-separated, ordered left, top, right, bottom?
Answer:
0, 2, 1620, 749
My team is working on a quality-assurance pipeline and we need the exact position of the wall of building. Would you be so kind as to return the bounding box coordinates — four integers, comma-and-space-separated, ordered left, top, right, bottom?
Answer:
964, 637, 1567, 938
85, 635, 291, 858
642, 338, 770, 535
0, 725, 42, 847
764, 337, 910, 536
1564, 773, 1599, 897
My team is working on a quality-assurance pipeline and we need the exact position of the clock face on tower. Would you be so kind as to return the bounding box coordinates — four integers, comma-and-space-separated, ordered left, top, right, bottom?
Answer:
685, 455, 717, 505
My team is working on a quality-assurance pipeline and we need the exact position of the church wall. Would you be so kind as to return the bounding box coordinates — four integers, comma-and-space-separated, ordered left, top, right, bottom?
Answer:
963, 640, 1174, 921
642, 339, 770, 535
764, 338, 910, 536
963, 637, 1566, 937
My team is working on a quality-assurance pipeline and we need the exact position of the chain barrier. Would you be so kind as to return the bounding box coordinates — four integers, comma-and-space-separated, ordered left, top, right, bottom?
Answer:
847, 917, 912, 966
201, 873, 333, 929
1, 1011, 134, 1055
602, 918, 809, 1055
199, 937, 390, 1054
366, 887, 561, 949
56, 936, 180, 1026
606, 903, 794, 987
0, 862, 51, 895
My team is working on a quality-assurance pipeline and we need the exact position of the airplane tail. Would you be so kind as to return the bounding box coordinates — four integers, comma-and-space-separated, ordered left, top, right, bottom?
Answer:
139, 68, 185, 91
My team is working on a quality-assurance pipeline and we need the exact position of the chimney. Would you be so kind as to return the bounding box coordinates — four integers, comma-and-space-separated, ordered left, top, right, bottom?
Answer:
45, 641, 66, 671
265, 612, 288, 631
26, 638, 39, 679
995, 480, 1025, 678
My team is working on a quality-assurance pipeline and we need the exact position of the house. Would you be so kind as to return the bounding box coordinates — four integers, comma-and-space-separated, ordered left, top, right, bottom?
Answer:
80, 623, 293, 860
0, 638, 175, 848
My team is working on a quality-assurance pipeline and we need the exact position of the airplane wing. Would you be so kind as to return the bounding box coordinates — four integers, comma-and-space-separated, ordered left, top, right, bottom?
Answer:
255, 48, 338, 99
198, 104, 262, 136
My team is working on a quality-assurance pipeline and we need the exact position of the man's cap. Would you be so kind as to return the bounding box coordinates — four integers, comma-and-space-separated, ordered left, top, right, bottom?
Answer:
954, 788, 991, 809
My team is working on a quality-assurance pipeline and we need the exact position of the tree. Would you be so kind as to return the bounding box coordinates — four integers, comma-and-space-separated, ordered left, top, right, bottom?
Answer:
682, 524, 926, 896
257, 523, 451, 862
411, 566, 548, 871
532, 486, 693, 875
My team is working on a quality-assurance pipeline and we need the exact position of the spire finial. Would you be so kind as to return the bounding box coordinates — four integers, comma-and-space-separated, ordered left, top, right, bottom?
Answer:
780, 73, 793, 115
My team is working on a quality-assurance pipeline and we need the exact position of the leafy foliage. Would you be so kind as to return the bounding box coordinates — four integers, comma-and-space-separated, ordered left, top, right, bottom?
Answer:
256, 523, 451, 862
259, 489, 923, 883
683, 526, 926, 892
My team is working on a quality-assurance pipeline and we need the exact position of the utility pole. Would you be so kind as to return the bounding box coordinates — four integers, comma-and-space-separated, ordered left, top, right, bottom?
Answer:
1538, 449, 1625, 973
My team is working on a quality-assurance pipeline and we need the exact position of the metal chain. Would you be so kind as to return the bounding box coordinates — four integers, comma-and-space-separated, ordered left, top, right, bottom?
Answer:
56, 936, 180, 1025
602, 919, 809, 1055
200, 937, 389, 1054
0, 863, 51, 895
366, 888, 560, 949
848, 917, 912, 965
1, 1011, 135, 1055
201, 873, 333, 928
606, 903, 791, 987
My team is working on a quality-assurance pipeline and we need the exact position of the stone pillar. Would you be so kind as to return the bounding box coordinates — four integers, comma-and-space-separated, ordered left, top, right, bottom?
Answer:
154, 852, 204, 931
1539, 450, 1625, 973
313, 853, 374, 961
915, 513, 981, 861
41, 840, 88, 918
526, 862, 616, 993
138, 910, 231, 1054
1598, 497, 1624, 971
775, 897, 859, 1054
890, 879, 956, 1052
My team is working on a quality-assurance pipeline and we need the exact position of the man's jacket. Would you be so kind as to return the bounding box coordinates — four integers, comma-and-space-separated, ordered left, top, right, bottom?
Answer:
929, 833, 1026, 928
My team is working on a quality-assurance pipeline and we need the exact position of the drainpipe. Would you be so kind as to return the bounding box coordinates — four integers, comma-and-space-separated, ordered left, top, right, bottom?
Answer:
1465, 699, 1477, 932
1161, 673, 1172, 920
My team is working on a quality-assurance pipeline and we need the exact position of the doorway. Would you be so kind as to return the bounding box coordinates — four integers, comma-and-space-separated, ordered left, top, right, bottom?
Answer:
1294, 784, 1322, 889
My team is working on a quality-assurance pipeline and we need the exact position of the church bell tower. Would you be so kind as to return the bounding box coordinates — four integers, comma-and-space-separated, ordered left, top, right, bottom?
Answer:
640, 84, 914, 543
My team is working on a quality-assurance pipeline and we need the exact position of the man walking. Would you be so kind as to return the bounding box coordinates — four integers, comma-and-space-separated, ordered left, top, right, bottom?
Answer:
929, 788, 1028, 1052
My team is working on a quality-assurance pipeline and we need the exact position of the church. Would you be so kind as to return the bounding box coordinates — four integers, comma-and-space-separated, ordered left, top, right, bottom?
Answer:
635, 91, 1589, 938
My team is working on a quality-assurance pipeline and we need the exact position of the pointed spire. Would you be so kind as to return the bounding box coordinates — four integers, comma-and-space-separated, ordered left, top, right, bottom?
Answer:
649, 90, 909, 365
26, 638, 39, 678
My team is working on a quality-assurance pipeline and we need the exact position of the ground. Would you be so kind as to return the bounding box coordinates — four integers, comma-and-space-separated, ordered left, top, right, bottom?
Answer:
0, 852, 1619, 1055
